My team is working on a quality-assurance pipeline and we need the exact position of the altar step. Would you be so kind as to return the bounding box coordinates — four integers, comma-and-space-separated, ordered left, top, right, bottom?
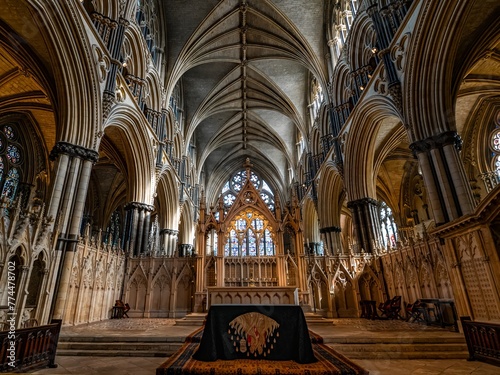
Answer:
304, 312, 334, 326
57, 336, 186, 357
174, 313, 206, 326
327, 336, 469, 359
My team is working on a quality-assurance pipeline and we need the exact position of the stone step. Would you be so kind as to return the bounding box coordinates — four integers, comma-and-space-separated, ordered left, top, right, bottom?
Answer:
56, 349, 173, 357
331, 343, 467, 353
321, 336, 466, 344
330, 342, 469, 360
304, 312, 335, 326
174, 313, 206, 326
57, 338, 185, 357
332, 348, 469, 360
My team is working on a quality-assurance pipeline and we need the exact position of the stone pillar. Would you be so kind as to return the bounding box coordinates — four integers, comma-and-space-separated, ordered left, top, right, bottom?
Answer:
102, 17, 129, 117
123, 202, 155, 256
320, 226, 342, 255
410, 131, 475, 224
48, 142, 98, 321
160, 229, 178, 257
347, 198, 380, 253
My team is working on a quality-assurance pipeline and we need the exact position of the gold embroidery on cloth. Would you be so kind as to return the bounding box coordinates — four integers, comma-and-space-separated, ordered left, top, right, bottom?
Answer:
228, 312, 280, 357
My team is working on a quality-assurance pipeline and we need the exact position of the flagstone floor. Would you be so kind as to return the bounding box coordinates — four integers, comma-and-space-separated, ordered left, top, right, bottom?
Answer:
30, 318, 499, 375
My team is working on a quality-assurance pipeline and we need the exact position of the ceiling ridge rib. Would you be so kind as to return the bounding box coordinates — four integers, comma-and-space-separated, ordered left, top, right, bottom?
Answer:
240, 0, 248, 150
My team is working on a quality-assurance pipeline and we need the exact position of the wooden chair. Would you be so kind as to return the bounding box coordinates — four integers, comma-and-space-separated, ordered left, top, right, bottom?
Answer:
378, 296, 402, 319
123, 303, 130, 318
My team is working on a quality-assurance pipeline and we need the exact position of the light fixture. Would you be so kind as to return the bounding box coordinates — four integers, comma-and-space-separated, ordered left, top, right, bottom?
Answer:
359, 86, 364, 91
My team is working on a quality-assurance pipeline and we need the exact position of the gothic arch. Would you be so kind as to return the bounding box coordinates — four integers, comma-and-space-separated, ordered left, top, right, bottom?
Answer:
317, 163, 344, 228
24, 0, 101, 148
103, 105, 156, 203
344, 96, 402, 200
156, 169, 180, 230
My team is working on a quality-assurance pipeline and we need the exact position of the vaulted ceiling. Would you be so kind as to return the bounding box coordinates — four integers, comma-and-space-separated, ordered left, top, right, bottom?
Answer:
162, 0, 328, 197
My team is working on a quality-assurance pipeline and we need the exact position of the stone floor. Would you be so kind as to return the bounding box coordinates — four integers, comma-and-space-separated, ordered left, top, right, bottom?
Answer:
29, 318, 500, 375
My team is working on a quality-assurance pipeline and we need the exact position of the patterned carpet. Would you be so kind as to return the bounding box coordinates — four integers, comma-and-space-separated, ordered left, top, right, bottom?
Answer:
157, 328, 368, 375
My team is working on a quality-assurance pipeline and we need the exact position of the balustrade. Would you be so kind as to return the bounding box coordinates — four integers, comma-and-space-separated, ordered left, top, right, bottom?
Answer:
0, 320, 62, 373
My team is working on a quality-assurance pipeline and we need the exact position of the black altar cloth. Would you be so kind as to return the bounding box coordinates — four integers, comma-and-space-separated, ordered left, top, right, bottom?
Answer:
192, 304, 316, 364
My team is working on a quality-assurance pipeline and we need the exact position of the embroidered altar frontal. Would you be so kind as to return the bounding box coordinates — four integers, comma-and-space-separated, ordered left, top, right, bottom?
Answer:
157, 326, 369, 375
193, 305, 316, 363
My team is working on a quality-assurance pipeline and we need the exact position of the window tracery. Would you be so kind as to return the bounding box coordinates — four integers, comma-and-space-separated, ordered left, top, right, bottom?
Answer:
224, 209, 275, 257
220, 169, 275, 212
490, 120, 500, 175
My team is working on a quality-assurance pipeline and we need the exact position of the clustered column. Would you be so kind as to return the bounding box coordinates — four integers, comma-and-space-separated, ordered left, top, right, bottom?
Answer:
48, 142, 99, 320
320, 226, 342, 255
410, 131, 475, 224
347, 198, 381, 253
123, 202, 155, 256
160, 229, 179, 257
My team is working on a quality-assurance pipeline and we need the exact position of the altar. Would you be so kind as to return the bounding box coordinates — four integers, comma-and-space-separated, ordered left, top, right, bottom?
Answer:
193, 304, 316, 363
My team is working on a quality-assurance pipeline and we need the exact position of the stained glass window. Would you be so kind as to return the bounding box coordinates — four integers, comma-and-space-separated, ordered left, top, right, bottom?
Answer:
224, 209, 275, 257
104, 210, 121, 246
3, 126, 15, 140
494, 155, 500, 174
492, 130, 500, 152
2, 169, 19, 200
0, 124, 23, 206
221, 169, 275, 211
378, 202, 397, 249
491, 126, 500, 175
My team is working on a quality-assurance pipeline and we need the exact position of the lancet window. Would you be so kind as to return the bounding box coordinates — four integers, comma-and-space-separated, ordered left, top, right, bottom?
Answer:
490, 114, 500, 174
0, 124, 22, 205
379, 201, 397, 248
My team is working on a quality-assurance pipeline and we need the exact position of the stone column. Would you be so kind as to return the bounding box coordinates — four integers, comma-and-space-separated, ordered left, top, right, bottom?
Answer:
49, 142, 98, 321
410, 131, 475, 224
320, 226, 342, 255
347, 198, 380, 253
123, 202, 155, 256
160, 229, 178, 257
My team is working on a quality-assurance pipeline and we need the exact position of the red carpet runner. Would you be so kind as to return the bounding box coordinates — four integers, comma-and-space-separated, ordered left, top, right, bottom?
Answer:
157, 328, 369, 375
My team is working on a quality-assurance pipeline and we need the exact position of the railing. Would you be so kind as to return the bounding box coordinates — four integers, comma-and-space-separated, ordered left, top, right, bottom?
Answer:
461, 317, 500, 367
0, 319, 62, 373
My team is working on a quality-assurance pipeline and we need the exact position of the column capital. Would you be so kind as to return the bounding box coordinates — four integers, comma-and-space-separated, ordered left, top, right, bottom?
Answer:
124, 202, 155, 212
347, 197, 378, 208
410, 131, 462, 157
320, 226, 341, 233
160, 228, 178, 236
49, 141, 99, 163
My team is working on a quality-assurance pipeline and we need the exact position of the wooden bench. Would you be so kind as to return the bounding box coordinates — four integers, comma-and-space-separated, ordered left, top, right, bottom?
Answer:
461, 317, 500, 367
0, 319, 62, 373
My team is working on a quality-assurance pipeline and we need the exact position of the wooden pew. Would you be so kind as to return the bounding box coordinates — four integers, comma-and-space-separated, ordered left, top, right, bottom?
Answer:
0, 319, 62, 373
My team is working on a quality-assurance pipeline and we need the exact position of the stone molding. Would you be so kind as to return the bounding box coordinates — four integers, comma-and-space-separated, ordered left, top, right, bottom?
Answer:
410, 131, 463, 156
160, 229, 179, 236
49, 141, 99, 163
124, 202, 155, 212
347, 197, 378, 208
